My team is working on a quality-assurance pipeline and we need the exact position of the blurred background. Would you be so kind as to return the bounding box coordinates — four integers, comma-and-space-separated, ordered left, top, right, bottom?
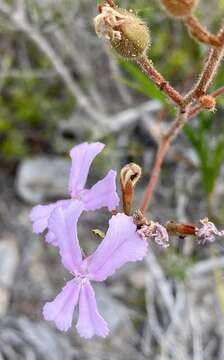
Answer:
0, 0, 224, 359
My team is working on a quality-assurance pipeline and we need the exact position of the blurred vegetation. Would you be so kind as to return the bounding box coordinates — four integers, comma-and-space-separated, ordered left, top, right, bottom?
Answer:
0, 76, 74, 161
185, 113, 224, 197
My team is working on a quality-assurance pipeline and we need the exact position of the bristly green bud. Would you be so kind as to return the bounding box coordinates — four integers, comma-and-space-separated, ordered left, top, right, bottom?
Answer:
94, 5, 150, 59
160, 0, 199, 18
110, 9, 150, 59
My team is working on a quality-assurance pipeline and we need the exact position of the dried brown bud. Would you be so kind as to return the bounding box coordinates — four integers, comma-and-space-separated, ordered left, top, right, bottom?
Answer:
120, 162, 142, 188
199, 95, 216, 111
120, 163, 142, 215
160, 0, 199, 18
94, 5, 150, 59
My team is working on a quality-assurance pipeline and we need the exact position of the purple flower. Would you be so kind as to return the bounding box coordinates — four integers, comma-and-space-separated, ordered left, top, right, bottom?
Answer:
30, 142, 119, 246
196, 218, 224, 244
137, 221, 169, 248
43, 201, 148, 338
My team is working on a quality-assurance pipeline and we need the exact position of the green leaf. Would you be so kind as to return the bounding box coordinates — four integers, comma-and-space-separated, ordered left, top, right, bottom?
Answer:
2, 131, 28, 160
185, 113, 224, 195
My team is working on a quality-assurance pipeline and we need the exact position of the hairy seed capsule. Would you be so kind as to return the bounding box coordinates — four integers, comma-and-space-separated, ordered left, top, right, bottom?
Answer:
160, 0, 199, 18
110, 9, 150, 59
94, 5, 150, 59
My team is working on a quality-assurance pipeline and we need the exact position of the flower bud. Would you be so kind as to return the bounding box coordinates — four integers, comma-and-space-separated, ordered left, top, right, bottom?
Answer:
94, 5, 150, 59
160, 0, 199, 18
120, 163, 142, 215
198, 95, 216, 111
111, 9, 150, 59
199, 95, 216, 111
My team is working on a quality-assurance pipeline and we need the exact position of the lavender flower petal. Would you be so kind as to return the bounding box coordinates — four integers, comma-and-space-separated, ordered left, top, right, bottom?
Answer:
48, 201, 84, 273
30, 203, 57, 234
43, 279, 80, 332
45, 231, 58, 246
82, 170, 119, 211
87, 213, 148, 281
29, 199, 70, 234
76, 281, 109, 338
69, 142, 105, 197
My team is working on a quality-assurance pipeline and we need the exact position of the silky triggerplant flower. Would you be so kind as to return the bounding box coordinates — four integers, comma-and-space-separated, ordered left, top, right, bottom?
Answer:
30, 142, 119, 245
43, 201, 148, 338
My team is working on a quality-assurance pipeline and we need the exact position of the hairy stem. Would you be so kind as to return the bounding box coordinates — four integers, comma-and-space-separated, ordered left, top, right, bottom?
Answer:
137, 55, 184, 107
140, 138, 169, 213
184, 27, 224, 105
184, 15, 222, 47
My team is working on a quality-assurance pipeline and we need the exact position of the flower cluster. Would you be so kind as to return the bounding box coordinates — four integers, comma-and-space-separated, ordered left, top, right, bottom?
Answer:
30, 142, 148, 338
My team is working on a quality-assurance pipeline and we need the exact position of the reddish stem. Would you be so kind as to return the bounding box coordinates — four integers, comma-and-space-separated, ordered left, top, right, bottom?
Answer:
140, 109, 189, 214
140, 137, 170, 213
184, 15, 222, 47
137, 56, 184, 107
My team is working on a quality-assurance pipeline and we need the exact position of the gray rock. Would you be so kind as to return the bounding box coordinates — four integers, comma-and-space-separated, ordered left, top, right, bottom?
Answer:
16, 157, 70, 204
0, 287, 10, 317
0, 316, 77, 360
0, 238, 19, 317
0, 239, 19, 288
